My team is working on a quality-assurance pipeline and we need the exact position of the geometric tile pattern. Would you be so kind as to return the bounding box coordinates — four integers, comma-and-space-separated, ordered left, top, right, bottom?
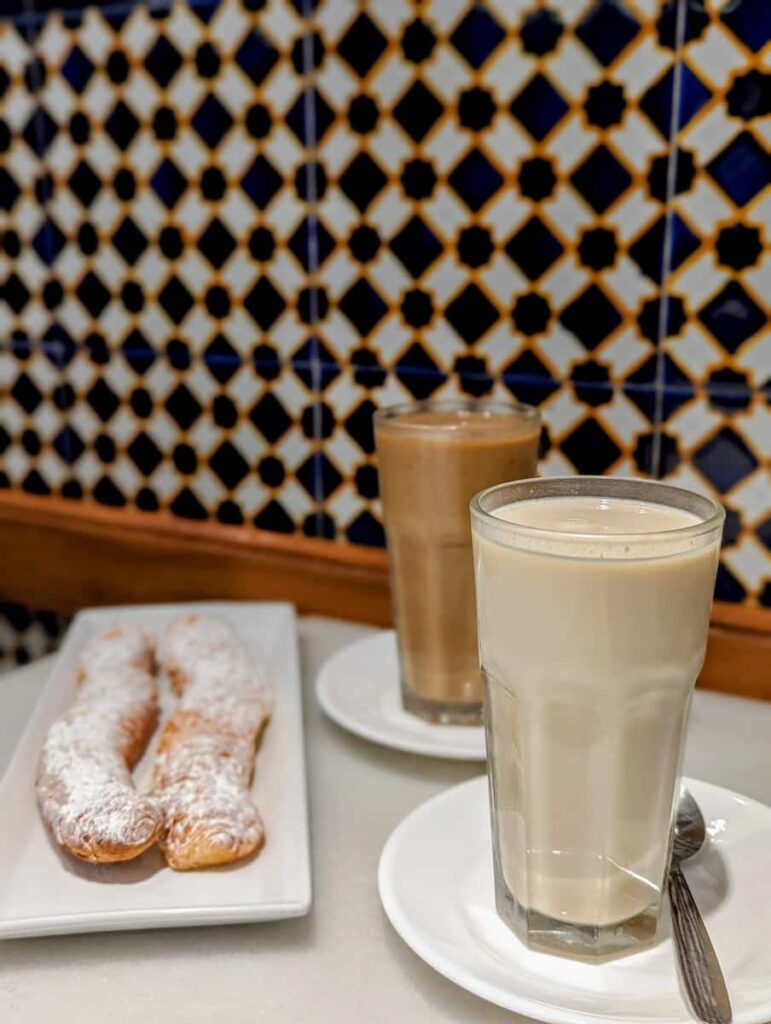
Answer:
0, 602, 66, 674
0, 0, 768, 640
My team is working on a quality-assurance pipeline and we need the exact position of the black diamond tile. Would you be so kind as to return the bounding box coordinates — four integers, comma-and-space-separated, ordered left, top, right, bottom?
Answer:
68, 160, 101, 207
11, 373, 42, 413
170, 487, 207, 521
505, 216, 564, 281
144, 35, 183, 87
104, 100, 140, 151
445, 283, 499, 345
721, 0, 771, 54
121, 329, 155, 373
244, 276, 286, 330
241, 154, 282, 209
390, 215, 442, 278
286, 87, 335, 145
448, 147, 504, 212
112, 217, 148, 264
191, 93, 233, 149
53, 425, 84, 464
32, 218, 66, 265
640, 65, 710, 138
235, 29, 278, 84
570, 144, 632, 213
392, 80, 443, 142
339, 279, 388, 336
345, 399, 377, 453
561, 417, 621, 474
22, 469, 50, 497
707, 131, 771, 207
289, 215, 335, 271
0, 168, 20, 211
3, 274, 30, 314
86, 379, 119, 422
165, 383, 202, 429
250, 393, 292, 442
62, 45, 94, 93
158, 276, 194, 324
560, 284, 622, 349
346, 511, 385, 547
204, 334, 240, 383
575, 0, 641, 66
22, 108, 57, 155
127, 432, 162, 475
756, 515, 771, 552
150, 157, 187, 209
339, 152, 388, 212
629, 213, 700, 282
455, 354, 494, 397
510, 73, 569, 141
450, 6, 505, 69
698, 281, 766, 353
338, 12, 387, 77
395, 342, 445, 400
209, 441, 249, 489
715, 562, 746, 603
254, 499, 294, 533
693, 426, 757, 493
76, 271, 111, 317
197, 218, 236, 269
297, 452, 343, 500
502, 350, 560, 405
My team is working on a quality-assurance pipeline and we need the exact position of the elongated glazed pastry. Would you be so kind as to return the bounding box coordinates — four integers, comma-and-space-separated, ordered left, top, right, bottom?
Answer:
36, 625, 162, 863
153, 614, 272, 870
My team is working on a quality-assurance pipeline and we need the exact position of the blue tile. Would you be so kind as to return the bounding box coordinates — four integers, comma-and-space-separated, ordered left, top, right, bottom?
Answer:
707, 130, 771, 207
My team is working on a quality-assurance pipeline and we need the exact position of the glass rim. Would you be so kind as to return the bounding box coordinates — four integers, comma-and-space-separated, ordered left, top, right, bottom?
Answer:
373, 397, 540, 428
470, 475, 725, 546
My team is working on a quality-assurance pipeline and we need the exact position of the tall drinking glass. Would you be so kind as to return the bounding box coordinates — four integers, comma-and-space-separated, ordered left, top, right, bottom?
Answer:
470, 477, 724, 956
375, 400, 540, 725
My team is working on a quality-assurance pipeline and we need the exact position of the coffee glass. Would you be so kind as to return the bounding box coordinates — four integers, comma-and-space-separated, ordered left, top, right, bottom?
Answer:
470, 476, 724, 956
374, 400, 540, 726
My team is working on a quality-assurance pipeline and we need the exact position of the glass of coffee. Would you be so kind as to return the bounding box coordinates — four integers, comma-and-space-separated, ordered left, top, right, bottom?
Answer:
470, 476, 724, 956
374, 399, 540, 726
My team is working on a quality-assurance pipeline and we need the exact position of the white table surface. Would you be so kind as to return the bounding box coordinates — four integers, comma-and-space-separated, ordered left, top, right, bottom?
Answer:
1, 615, 770, 1024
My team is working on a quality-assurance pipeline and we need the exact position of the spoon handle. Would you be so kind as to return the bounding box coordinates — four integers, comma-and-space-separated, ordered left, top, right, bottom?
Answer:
669, 865, 732, 1023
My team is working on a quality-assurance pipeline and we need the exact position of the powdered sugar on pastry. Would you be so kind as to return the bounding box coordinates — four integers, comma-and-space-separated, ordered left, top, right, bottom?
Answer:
36, 626, 162, 863
153, 615, 272, 870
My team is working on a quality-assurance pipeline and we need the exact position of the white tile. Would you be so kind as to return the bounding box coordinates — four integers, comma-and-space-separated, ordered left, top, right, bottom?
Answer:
422, 319, 467, 366
369, 187, 412, 237
165, 2, 206, 55
76, 9, 114, 64
368, 121, 413, 176
184, 308, 215, 353
321, 312, 361, 361
98, 304, 130, 345
479, 320, 523, 371
736, 330, 771, 390
676, 176, 734, 235
540, 259, 589, 307
316, 54, 359, 110
723, 536, 770, 592
318, 188, 361, 237
262, 63, 303, 120
223, 251, 259, 297
481, 39, 534, 103
481, 252, 528, 307
537, 322, 585, 378
423, 119, 470, 175
325, 431, 362, 475
605, 256, 658, 311
680, 104, 738, 162
224, 189, 273, 240
278, 479, 315, 520
737, 400, 771, 460
209, 0, 251, 55
609, 109, 667, 173
545, 112, 597, 173
614, 34, 672, 99
128, 188, 167, 238
170, 127, 209, 181
318, 248, 359, 298
603, 325, 654, 377
0, 23, 32, 74
483, 113, 534, 172
316, 0, 356, 43
368, 0, 413, 36
81, 73, 118, 127
423, 185, 471, 243
541, 386, 586, 437
168, 67, 206, 117
686, 23, 747, 90
320, 123, 361, 176
668, 394, 723, 451
371, 52, 413, 108
599, 390, 648, 446
366, 249, 411, 302
176, 249, 211, 296
426, 0, 471, 33
538, 448, 579, 476
670, 252, 726, 307
730, 470, 771, 524
544, 185, 596, 241
122, 6, 159, 59
546, 36, 599, 102
607, 186, 660, 244
424, 46, 472, 104
744, 251, 771, 311
215, 64, 254, 121
368, 318, 412, 365
137, 250, 172, 295
423, 253, 467, 303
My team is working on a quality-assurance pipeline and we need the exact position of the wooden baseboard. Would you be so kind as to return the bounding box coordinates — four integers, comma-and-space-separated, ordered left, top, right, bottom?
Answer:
0, 489, 768, 699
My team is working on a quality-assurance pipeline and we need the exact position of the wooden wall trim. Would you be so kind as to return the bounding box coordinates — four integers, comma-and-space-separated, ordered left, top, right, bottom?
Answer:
0, 489, 768, 699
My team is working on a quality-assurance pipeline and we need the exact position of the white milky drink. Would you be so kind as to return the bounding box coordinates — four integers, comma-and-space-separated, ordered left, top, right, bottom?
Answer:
470, 478, 724, 957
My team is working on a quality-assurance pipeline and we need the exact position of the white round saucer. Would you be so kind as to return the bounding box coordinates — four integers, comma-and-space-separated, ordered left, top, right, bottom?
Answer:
315, 631, 486, 760
379, 775, 771, 1024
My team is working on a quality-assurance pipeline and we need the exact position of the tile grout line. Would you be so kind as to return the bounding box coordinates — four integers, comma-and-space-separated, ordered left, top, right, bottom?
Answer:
649, 0, 690, 480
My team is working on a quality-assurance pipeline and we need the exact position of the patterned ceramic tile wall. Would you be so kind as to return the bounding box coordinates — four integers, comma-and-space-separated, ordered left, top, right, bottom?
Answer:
0, 0, 768, 667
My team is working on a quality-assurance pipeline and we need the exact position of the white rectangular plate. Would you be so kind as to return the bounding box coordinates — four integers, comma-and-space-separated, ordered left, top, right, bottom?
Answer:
0, 601, 311, 938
